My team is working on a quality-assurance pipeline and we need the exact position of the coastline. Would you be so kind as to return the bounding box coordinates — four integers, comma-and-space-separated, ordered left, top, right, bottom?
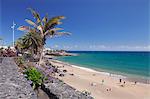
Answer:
49, 59, 150, 99
53, 59, 149, 84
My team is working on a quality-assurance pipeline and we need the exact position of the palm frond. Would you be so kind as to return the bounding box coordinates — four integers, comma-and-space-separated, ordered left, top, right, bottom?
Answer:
54, 32, 71, 36
18, 26, 30, 31
44, 28, 63, 35
28, 8, 41, 24
42, 13, 48, 25
45, 16, 65, 30
47, 30, 71, 38
37, 25, 43, 35
25, 19, 37, 27
51, 28, 64, 31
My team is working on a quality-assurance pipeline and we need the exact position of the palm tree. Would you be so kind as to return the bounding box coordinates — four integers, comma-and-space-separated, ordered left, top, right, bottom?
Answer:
16, 32, 42, 55
18, 8, 71, 64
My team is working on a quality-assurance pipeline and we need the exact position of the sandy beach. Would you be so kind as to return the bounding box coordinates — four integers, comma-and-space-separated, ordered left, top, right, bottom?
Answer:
50, 59, 150, 99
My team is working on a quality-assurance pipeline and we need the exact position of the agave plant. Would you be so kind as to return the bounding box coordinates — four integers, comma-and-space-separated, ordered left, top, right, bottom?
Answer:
24, 67, 44, 90
18, 8, 71, 64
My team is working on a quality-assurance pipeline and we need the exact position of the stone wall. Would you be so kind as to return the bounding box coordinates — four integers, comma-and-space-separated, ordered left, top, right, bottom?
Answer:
42, 78, 94, 99
0, 57, 93, 99
0, 57, 37, 99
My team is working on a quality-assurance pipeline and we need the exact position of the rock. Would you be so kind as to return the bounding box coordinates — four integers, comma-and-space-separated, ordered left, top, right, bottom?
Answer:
0, 57, 37, 99
70, 73, 74, 76
63, 69, 67, 73
59, 73, 65, 77
42, 78, 94, 99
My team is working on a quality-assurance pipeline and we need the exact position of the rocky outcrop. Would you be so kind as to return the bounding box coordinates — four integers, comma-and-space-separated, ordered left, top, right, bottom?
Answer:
42, 78, 94, 99
45, 52, 77, 56
0, 57, 37, 99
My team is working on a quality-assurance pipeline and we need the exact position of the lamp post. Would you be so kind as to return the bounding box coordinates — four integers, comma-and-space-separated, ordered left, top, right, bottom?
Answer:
11, 21, 16, 48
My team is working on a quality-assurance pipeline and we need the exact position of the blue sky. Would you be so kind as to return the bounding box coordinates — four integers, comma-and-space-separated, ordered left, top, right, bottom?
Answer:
0, 0, 149, 51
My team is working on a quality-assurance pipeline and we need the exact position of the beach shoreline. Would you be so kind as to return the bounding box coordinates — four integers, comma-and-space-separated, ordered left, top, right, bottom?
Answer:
49, 59, 150, 99
52, 59, 150, 84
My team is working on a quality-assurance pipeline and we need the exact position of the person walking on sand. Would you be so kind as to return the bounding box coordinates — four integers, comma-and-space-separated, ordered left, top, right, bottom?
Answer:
123, 81, 126, 86
109, 88, 111, 91
106, 88, 112, 91
119, 79, 122, 83
102, 79, 104, 85
134, 81, 137, 85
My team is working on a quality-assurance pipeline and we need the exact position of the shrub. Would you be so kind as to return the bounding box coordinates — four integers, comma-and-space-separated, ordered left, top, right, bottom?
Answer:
24, 67, 44, 89
19, 57, 24, 64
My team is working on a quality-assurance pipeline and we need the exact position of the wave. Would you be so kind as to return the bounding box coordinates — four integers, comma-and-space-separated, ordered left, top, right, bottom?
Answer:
54, 59, 127, 79
71, 64, 126, 78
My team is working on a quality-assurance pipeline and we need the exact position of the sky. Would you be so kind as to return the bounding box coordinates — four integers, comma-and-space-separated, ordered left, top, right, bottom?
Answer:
0, 0, 149, 51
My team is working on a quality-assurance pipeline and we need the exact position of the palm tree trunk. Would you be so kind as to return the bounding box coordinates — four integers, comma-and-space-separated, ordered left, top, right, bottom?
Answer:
38, 45, 44, 65
38, 35, 45, 65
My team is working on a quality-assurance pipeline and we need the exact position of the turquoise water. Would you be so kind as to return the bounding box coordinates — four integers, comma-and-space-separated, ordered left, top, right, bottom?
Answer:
57, 51, 150, 78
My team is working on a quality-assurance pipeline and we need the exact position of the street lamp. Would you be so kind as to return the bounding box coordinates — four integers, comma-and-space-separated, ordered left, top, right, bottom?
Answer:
11, 21, 16, 47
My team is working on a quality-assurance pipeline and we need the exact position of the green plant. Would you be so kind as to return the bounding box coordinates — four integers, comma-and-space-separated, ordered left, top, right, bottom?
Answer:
16, 32, 43, 55
16, 57, 24, 65
24, 67, 44, 89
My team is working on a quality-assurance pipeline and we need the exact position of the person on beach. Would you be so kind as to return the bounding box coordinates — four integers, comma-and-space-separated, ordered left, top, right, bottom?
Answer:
106, 88, 109, 91
92, 74, 96, 76
109, 88, 111, 91
119, 79, 122, 83
134, 81, 137, 85
123, 81, 126, 86
106, 88, 111, 91
91, 82, 97, 86
102, 79, 104, 85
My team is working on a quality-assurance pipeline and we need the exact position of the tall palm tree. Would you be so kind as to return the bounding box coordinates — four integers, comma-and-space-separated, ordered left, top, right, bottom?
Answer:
18, 8, 71, 64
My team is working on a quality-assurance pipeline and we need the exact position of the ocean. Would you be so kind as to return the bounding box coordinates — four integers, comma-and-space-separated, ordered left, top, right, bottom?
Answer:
57, 51, 150, 80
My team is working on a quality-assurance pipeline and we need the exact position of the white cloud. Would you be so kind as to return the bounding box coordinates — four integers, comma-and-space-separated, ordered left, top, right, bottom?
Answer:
89, 45, 110, 50
62, 45, 72, 50
53, 44, 59, 48
49, 44, 150, 51
74, 45, 78, 48
114, 45, 150, 51
88, 45, 150, 51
